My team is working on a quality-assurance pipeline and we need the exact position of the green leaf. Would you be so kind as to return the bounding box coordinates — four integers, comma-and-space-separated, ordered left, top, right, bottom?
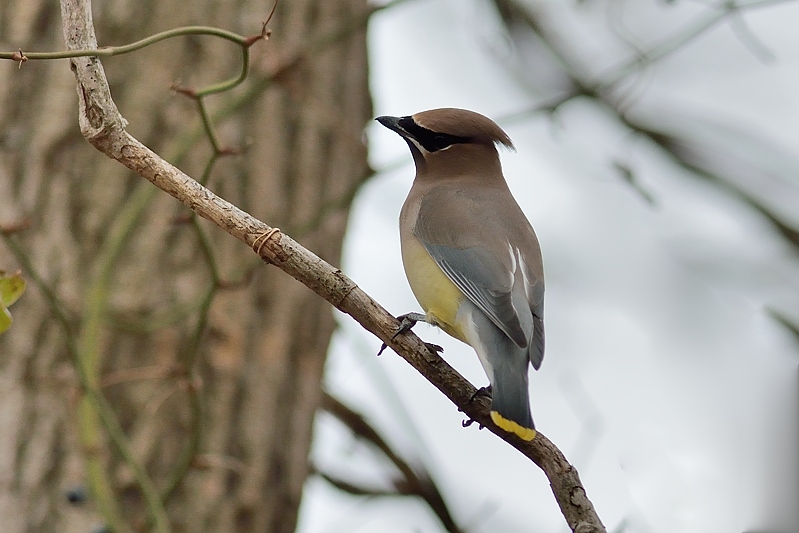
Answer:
0, 271, 26, 334
0, 306, 11, 334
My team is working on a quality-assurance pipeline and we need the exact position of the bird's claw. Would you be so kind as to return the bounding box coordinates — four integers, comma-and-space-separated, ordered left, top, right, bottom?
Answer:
378, 339, 442, 357
461, 418, 485, 431
377, 313, 444, 358
392, 312, 427, 340
424, 342, 443, 355
469, 385, 492, 403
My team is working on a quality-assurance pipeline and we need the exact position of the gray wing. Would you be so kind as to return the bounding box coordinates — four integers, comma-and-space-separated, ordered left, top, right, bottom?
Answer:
421, 242, 529, 348
413, 186, 545, 368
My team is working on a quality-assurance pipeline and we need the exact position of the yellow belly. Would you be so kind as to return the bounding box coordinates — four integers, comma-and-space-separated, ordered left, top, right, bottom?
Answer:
401, 237, 468, 343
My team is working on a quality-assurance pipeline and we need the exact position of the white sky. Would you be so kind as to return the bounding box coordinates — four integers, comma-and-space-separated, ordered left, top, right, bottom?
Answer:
299, 1, 799, 532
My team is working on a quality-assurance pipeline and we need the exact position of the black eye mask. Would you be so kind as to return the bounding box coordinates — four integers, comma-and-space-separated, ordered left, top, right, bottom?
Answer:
398, 116, 473, 152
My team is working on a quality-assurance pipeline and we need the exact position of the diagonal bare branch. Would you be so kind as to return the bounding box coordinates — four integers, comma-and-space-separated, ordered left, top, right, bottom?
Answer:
60, 0, 606, 531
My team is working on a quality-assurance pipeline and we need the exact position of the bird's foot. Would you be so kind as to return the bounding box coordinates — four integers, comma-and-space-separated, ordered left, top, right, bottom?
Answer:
469, 384, 492, 403
401, 314, 444, 359
424, 342, 443, 355
459, 386, 491, 431
377, 312, 433, 356
392, 312, 427, 340
461, 418, 485, 431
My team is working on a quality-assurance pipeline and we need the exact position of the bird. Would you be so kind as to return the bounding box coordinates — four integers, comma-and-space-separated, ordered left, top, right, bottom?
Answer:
376, 108, 545, 441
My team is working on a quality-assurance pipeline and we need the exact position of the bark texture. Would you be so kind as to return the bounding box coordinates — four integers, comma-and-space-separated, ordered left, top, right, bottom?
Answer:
0, 0, 371, 531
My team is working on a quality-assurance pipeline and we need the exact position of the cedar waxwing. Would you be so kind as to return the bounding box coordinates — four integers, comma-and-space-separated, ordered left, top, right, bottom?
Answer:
377, 108, 545, 441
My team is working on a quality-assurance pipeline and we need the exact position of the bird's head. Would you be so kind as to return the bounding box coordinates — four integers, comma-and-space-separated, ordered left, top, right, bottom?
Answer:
376, 108, 513, 179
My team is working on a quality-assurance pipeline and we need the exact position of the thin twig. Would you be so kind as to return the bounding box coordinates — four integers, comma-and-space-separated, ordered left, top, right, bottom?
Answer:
2, 25, 253, 60
728, 10, 776, 62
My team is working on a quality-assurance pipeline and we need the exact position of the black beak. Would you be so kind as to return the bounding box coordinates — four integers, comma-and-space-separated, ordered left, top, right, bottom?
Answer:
375, 115, 404, 135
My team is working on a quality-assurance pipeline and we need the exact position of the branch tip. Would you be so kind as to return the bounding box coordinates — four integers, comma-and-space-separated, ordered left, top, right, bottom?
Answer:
265, 0, 279, 27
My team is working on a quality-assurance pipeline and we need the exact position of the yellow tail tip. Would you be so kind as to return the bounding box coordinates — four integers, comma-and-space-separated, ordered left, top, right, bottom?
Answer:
491, 411, 536, 441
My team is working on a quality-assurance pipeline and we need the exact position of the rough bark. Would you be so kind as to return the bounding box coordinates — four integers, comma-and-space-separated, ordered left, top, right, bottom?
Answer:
0, 0, 370, 532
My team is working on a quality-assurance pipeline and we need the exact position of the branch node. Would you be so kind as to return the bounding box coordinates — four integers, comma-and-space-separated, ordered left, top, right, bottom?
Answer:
12, 49, 27, 68
171, 81, 197, 99
244, 26, 271, 48
218, 146, 242, 156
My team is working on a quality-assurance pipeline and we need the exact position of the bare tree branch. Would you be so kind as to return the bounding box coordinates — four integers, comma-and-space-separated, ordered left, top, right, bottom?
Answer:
624, 118, 799, 250
766, 308, 799, 347
59, 0, 605, 531
312, 468, 398, 497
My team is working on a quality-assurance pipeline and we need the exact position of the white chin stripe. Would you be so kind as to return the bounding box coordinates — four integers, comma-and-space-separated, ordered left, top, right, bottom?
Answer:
407, 136, 428, 154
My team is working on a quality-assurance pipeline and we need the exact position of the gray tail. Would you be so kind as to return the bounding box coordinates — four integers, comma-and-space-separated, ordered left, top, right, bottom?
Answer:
491, 357, 534, 430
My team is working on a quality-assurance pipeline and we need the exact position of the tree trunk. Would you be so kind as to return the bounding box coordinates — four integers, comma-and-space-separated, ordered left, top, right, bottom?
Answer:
0, 0, 371, 531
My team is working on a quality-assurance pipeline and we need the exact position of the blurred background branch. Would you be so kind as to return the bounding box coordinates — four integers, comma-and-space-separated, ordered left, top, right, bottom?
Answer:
317, 391, 463, 533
